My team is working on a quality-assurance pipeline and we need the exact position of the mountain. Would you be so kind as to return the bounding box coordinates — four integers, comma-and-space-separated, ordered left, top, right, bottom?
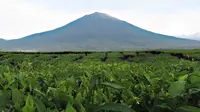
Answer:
0, 38, 6, 45
0, 39, 7, 51
0, 38, 5, 41
0, 38, 5, 42
1, 12, 200, 51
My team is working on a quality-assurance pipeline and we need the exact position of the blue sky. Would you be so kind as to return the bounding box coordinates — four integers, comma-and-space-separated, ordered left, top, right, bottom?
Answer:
1, 0, 200, 39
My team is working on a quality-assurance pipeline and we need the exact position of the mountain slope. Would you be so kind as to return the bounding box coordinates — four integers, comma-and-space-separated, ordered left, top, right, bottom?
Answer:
0, 39, 6, 50
2, 12, 200, 51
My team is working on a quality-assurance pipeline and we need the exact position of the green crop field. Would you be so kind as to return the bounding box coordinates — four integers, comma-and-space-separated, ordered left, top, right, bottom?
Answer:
0, 50, 200, 112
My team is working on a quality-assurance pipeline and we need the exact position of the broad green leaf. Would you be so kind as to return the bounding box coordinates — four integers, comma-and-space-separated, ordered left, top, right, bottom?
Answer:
66, 103, 76, 112
188, 88, 200, 94
150, 78, 160, 85
22, 94, 35, 112
34, 89, 46, 97
75, 92, 82, 104
12, 88, 23, 111
47, 87, 57, 94
28, 77, 37, 91
168, 81, 186, 97
95, 103, 135, 112
177, 106, 200, 112
33, 97, 46, 112
187, 82, 200, 89
99, 92, 109, 102
101, 82, 125, 90
190, 75, 200, 84
157, 103, 171, 110
80, 104, 86, 112
0, 90, 9, 107
86, 104, 99, 112
12, 88, 21, 104
178, 74, 188, 81
91, 76, 98, 88
57, 80, 66, 87
66, 76, 76, 86
65, 95, 74, 104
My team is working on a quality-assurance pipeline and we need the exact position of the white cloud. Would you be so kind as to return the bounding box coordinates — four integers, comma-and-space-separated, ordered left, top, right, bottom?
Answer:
0, 0, 200, 40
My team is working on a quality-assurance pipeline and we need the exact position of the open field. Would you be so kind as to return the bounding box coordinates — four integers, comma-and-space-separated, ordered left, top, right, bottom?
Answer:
0, 50, 200, 112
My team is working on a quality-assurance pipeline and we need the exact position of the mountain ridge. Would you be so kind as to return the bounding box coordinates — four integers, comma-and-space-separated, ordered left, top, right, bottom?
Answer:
15, 12, 184, 40
1, 12, 200, 51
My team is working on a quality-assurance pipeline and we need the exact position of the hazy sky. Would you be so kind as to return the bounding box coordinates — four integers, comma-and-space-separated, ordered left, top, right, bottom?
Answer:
0, 0, 200, 40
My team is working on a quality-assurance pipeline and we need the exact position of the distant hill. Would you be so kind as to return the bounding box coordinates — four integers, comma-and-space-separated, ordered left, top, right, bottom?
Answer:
0, 39, 6, 49
0, 38, 5, 41
1, 12, 200, 51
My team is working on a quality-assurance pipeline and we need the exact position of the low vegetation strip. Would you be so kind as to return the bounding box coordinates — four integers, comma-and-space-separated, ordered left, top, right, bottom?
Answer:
136, 50, 200, 62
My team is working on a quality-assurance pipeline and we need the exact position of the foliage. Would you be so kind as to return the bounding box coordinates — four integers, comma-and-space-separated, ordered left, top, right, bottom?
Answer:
0, 51, 200, 112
